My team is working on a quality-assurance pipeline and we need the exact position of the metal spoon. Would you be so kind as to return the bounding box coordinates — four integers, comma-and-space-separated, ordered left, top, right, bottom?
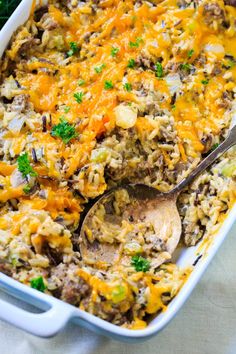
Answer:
79, 125, 236, 269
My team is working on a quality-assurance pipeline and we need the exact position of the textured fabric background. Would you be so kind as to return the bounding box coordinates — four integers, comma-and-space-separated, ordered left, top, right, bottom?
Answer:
0, 223, 235, 354
0, 0, 21, 28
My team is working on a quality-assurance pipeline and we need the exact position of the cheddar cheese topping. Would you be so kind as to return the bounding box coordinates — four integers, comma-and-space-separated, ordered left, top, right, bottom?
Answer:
0, 0, 235, 329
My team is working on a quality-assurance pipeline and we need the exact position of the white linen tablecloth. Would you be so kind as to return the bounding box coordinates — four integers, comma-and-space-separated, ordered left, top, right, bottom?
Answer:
0, 223, 235, 354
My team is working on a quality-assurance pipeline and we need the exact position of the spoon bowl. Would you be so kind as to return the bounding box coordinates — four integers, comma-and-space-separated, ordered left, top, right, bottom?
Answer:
80, 185, 181, 268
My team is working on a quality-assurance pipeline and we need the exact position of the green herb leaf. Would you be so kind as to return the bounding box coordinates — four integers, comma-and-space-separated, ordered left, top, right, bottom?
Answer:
30, 276, 47, 292
187, 49, 194, 59
155, 62, 164, 78
17, 152, 38, 179
94, 64, 106, 74
131, 255, 150, 272
129, 37, 143, 48
74, 92, 84, 104
210, 143, 219, 152
23, 185, 31, 194
64, 106, 71, 113
180, 63, 191, 72
111, 46, 119, 57
78, 79, 85, 86
104, 80, 114, 90
67, 42, 79, 57
51, 117, 77, 144
123, 82, 132, 92
201, 79, 209, 85
127, 58, 136, 69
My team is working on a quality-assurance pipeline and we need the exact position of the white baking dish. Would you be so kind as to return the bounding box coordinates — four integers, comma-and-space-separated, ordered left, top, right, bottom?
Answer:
0, 0, 235, 343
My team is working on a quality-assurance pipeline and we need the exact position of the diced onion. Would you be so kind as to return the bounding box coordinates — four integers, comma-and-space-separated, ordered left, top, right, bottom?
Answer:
165, 73, 182, 95
204, 44, 225, 55
8, 116, 25, 134
115, 104, 138, 129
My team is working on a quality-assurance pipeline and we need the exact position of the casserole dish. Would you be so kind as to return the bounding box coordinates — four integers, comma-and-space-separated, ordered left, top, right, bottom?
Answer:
0, 0, 235, 343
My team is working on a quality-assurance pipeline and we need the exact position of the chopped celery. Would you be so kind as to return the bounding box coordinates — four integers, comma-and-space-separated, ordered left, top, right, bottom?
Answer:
111, 285, 126, 304
91, 148, 109, 163
222, 161, 236, 177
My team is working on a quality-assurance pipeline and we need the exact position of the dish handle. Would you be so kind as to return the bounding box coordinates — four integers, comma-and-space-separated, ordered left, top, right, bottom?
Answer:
0, 273, 76, 337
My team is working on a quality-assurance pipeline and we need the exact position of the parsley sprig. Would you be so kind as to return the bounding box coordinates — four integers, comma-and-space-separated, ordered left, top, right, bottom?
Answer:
51, 117, 78, 144
131, 255, 150, 272
129, 37, 143, 48
74, 92, 84, 104
111, 47, 119, 57
187, 49, 194, 59
210, 143, 219, 152
127, 59, 136, 69
17, 152, 37, 179
78, 79, 85, 86
23, 185, 31, 194
94, 64, 106, 74
180, 63, 191, 73
67, 42, 79, 57
30, 276, 47, 292
123, 83, 132, 92
104, 80, 114, 90
155, 62, 163, 78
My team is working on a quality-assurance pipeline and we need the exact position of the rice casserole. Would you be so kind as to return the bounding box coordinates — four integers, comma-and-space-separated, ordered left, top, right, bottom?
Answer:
0, 0, 235, 329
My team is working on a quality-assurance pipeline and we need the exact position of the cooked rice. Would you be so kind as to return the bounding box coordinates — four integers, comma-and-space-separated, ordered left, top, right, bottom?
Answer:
0, 0, 235, 329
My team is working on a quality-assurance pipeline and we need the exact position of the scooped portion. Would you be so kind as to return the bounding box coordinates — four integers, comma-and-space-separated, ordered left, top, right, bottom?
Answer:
80, 188, 182, 271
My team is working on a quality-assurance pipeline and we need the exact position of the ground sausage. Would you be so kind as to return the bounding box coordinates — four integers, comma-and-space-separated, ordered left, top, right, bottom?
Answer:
61, 277, 91, 306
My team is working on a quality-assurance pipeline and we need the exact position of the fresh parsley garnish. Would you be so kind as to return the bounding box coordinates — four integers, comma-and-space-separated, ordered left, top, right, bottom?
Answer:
210, 143, 219, 152
127, 58, 136, 68
155, 62, 163, 78
94, 64, 106, 74
30, 276, 47, 292
187, 49, 194, 59
51, 117, 77, 144
78, 79, 85, 86
111, 47, 119, 57
23, 185, 31, 194
64, 106, 71, 113
129, 37, 143, 48
74, 92, 84, 104
104, 80, 114, 90
201, 79, 209, 85
17, 152, 37, 179
180, 63, 191, 72
123, 83, 132, 92
67, 42, 79, 57
131, 255, 150, 272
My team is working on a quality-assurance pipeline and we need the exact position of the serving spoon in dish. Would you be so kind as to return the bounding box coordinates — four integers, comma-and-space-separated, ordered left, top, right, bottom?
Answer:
79, 125, 236, 269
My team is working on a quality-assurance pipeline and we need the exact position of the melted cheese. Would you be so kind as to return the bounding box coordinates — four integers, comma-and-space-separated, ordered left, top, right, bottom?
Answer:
15, 0, 235, 156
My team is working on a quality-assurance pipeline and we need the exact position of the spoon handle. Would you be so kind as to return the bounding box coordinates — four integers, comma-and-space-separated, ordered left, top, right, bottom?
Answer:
171, 125, 236, 195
